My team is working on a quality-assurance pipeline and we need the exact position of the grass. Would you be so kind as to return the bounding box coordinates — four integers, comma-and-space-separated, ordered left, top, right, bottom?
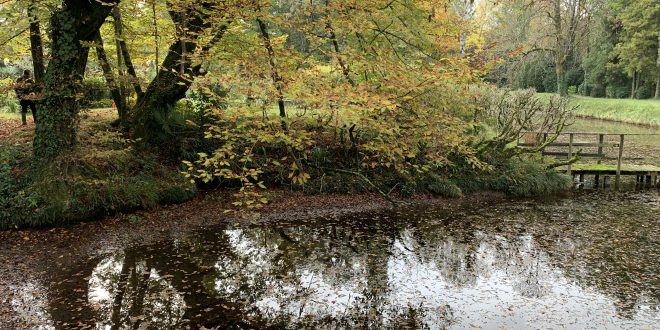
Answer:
0, 109, 196, 229
538, 93, 660, 126
569, 163, 660, 172
0, 113, 19, 119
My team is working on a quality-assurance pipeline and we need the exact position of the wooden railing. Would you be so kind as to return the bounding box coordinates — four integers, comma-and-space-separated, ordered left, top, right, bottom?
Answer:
518, 132, 660, 188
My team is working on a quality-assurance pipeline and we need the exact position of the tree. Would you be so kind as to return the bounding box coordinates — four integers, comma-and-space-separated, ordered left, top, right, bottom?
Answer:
33, 0, 118, 161
27, 0, 45, 85
484, 0, 590, 96
131, 1, 231, 144
610, 0, 659, 99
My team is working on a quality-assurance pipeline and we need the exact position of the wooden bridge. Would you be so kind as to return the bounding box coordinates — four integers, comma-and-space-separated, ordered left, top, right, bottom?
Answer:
518, 132, 660, 189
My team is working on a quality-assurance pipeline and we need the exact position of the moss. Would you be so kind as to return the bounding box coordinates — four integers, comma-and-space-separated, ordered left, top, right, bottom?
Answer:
0, 114, 197, 229
426, 174, 463, 198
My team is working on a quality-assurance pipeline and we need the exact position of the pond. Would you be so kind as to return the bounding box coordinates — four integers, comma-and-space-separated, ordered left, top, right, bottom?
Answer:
8, 190, 659, 329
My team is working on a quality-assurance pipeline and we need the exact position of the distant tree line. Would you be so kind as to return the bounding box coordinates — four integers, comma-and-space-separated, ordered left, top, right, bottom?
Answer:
483, 0, 659, 99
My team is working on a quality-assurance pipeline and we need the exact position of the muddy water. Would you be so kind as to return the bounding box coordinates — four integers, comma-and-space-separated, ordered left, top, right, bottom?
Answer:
7, 191, 659, 329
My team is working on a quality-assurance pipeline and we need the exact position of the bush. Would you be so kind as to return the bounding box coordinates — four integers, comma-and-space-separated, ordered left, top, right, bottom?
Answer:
635, 84, 652, 99
589, 84, 606, 98
0, 77, 19, 113
80, 78, 111, 108
606, 85, 630, 99
450, 159, 572, 197
0, 95, 19, 113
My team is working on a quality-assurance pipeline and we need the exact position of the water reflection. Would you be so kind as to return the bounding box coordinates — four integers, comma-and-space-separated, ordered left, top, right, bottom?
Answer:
23, 192, 660, 329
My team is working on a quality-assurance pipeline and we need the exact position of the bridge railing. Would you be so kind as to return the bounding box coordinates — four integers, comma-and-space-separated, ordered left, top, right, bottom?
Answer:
517, 132, 660, 188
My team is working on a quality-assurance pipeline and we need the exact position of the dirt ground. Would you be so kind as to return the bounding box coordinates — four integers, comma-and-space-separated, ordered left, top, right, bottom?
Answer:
0, 118, 32, 139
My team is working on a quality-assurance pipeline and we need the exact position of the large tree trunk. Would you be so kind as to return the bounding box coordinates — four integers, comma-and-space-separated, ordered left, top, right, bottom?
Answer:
555, 59, 568, 96
27, 1, 45, 86
94, 31, 128, 127
132, 4, 228, 144
257, 18, 286, 123
33, 0, 117, 161
552, 0, 567, 96
113, 7, 143, 99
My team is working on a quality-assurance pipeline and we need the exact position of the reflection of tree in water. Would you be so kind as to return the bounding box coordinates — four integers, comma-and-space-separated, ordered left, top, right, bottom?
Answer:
411, 211, 551, 299
36, 196, 658, 328
88, 253, 186, 329
523, 196, 660, 319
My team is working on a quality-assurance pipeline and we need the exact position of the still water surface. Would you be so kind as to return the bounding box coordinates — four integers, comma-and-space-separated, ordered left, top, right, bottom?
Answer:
11, 191, 659, 329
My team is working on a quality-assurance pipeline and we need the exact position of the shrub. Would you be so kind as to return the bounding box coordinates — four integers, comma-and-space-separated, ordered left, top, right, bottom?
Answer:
80, 78, 111, 108
635, 84, 652, 99
606, 85, 630, 99
0, 77, 19, 113
451, 159, 572, 197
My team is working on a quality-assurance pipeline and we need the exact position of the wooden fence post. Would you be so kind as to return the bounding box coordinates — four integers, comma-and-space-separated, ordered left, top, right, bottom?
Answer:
616, 134, 624, 189
567, 133, 574, 176
595, 134, 604, 188
597, 134, 604, 163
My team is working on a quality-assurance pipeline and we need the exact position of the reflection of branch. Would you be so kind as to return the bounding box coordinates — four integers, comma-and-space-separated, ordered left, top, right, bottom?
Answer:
110, 254, 133, 330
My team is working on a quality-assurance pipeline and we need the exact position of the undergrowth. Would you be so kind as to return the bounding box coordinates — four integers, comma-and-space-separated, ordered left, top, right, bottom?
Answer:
0, 113, 195, 229
1, 96, 572, 229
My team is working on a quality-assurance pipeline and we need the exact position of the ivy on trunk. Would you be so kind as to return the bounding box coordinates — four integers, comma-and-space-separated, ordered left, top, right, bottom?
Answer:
132, 3, 229, 145
33, 0, 118, 161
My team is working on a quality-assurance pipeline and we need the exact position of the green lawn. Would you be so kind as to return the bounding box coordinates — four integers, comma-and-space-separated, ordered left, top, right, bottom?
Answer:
0, 112, 19, 119
570, 163, 660, 172
539, 93, 660, 127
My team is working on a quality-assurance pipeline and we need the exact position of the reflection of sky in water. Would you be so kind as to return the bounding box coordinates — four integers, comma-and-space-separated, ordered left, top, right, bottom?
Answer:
88, 254, 186, 329
211, 225, 657, 329
10, 281, 54, 330
8, 192, 659, 329
217, 229, 366, 319
385, 231, 651, 329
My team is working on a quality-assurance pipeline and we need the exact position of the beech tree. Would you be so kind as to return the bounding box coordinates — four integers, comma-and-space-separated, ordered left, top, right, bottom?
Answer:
131, 1, 232, 143
610, 0, 660, 98
33, 0, 118, 161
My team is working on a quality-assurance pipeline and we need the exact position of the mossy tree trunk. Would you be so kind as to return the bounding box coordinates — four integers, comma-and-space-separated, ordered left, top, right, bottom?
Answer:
27, 0, 45, 85
132, 5, 229, 144
33, 0, 117, 161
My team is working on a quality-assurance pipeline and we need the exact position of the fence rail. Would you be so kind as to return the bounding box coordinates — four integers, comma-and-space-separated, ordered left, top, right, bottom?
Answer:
518, 132, 660, 188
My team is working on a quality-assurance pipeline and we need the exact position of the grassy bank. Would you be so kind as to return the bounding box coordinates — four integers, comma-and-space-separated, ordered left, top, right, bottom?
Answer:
0, 110, 196, 229
1, 105, 572, 229
539, 93, 660, 126
0, 113, 19, 119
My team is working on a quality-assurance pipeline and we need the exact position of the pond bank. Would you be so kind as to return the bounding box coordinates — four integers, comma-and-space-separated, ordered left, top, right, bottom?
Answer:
574, 113, 660, 128
537, 93, 660, 127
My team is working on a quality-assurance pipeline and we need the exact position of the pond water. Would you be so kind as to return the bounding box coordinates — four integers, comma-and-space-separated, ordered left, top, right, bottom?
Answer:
9, 190, 659, 329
